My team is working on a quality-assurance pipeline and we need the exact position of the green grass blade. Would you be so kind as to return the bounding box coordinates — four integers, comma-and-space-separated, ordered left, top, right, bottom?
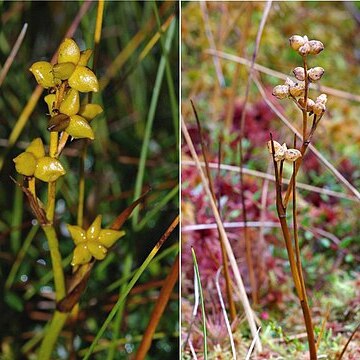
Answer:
191, 247, 208, 359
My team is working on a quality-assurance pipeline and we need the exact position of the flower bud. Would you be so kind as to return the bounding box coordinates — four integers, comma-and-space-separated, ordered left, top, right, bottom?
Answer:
272, 85, 289, 99
29, 61, 56, 89
289, 35, 307, 51
293, 67, 305, 81
308, 40, 324, 55
52, 62, 75, 80
298, 42, 311, 56
78, 49, 93, 66
13, 152, 37, 176
58, 38, 80, 65
298, 97, 315, 112
78, 104, 103, 121
48, 113, 70, 132
68, 65, 99, 93
285, 148, 302, 162
289, 82, 305, 98
34, 157, 66, 182
59, 88, 80, 116
308, 67, 324, 82
66, 115, 95, 140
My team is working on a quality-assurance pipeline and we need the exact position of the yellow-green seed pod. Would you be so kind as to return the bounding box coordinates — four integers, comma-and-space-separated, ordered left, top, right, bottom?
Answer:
48, 113, 70, 132
87, 241, 107, 260
44, 94, 57, 115
66, 115, 95, 140
13, 152, 37, 176
34, 157, 66, 182
52, 62, 76, 80
98, 229, 125, 248
68, 66, 99, 93
87, 215, 102, 241
26, 138, 45, 159
29, 61, 55, 89
78, 49, 93, 66
71, 244, 92, 266
59, 88, 80, 116
67, 224, 87, 245
78, 104, 103, 121
58, 38, 80, 65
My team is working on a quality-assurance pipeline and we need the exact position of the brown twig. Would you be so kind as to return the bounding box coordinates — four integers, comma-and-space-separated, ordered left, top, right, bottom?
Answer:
134, 255, 179, 360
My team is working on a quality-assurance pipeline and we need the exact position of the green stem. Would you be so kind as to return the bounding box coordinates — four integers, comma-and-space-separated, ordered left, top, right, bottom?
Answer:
38, 311, 69, 359
42, 225, 66, 300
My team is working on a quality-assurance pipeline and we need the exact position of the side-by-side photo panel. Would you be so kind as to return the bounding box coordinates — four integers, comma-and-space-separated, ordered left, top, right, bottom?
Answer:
181, 2, 360, 359
0, 1, 179, 359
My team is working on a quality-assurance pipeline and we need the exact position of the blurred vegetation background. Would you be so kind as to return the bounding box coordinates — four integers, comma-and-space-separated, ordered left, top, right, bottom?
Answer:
181, 1, 359, 358
0, 1, 178, 359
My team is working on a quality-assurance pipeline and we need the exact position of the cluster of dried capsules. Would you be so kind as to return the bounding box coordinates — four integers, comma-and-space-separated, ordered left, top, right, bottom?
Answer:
13, 38, 124, 267
269, 34, 327, 161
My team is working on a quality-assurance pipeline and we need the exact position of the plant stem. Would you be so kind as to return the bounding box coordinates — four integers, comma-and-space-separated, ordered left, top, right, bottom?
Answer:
301, 299, 317, 359
293, 156, 317, 359
42, 225, 66, 300
38, 312, 69, 359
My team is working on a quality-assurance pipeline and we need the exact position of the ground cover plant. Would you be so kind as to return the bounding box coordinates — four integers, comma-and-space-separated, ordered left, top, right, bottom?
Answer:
181, 2, 360, 359
0, 1, 179, 359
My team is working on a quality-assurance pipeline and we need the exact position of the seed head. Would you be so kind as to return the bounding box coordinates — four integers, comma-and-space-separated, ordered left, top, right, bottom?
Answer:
308, 40, 324, 55
289, 82, 305, 98
308, 67, 324, 82
293, 67, 305, 81
298, 42, 311, 56
289, 35, 307, 51
298, 97, 315, 112
272, 85, 290, 99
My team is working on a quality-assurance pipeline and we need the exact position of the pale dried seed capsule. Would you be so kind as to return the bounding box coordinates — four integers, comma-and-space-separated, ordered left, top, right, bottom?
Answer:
312, 102, 326, 116
272, 85, 290, 99
289, 82, 305, 98
308, 67, 324, 82
267, 140, 282, 154
298, 97, 315, 112
293, 67, 305, 81
274, 143, 287, 162
289, 35, 306, 51
285, 77, 296, 87
316, 93, 327, 105
285, 148, 302, 162
308, 40, 324, 55
298, 42, 311, 56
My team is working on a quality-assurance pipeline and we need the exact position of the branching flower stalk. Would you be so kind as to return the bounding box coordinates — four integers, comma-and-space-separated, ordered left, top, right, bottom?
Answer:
12, 38, 128, 359
269, 34, 327, 360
